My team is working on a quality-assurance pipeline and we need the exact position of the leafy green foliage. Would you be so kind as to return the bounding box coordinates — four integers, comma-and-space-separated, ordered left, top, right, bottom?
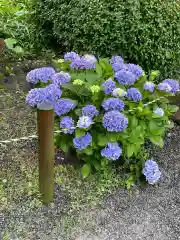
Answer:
81, 164, 91, 178
53, 57, 178, 181
0, 0, 50, 54
4, 38, 24, 54
36, 0, 180, 78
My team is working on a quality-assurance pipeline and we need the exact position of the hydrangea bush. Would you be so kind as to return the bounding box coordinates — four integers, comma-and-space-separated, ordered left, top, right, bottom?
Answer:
26, 52, 179, 184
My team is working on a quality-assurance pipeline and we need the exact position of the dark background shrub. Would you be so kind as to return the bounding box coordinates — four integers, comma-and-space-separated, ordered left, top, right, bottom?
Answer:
36, 0, 180, 78
0, 0, 55, 54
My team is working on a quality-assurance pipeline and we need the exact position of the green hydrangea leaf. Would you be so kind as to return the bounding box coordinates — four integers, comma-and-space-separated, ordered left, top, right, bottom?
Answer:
81, 164, 91, 179
83, 147, 93, 155
4, 38, 17, 49
149, 120, 159, 132
13, 46, 24, 54
149, 135, 164, 148
129, 116, 138, 128
59, 141, 69, 153
168, 105, 179, 113
97, 135, 108, 146
75, 129, 85, 138
96, 63, 103, 76
126, 144, 135, 158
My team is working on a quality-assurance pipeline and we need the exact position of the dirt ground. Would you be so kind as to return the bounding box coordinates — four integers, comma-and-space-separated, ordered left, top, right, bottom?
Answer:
1, 74, 180, 240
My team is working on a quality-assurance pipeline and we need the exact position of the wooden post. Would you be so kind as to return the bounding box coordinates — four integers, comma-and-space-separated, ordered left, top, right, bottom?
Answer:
37, 109, 54, 204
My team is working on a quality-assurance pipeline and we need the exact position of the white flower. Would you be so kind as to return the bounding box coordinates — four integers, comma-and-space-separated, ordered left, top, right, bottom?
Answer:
83, 54, 97, 63
112, 88, 127, 97
153, 107, 164, 117
77, 116, 93, 129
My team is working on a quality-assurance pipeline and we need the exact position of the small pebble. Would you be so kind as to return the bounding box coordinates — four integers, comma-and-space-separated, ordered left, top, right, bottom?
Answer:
2, 179, 7, 184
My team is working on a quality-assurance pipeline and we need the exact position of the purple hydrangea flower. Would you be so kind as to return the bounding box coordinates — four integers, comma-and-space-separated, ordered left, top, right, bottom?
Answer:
70, 56, 82, 69
112, 62, 124, 72
26, 67, 56, 84
73, 133, 92, 150
64, 51, 79, 61
157, 82, 172, 93
127, 88, 142, 102
115, 69, 137, 85
70, 55, 96, 69
82, 57, 96, 69
82, 105, 99, 118
144, 82, 155, 92
54, 98, 76, 116
162, 79, 179, 94
46, 84, 62, 100
142, 159, 161, 184
26, 84, 61, 108
102, 80, 116, 94
60, 116, 75, 134
77, 116, 93, 129
110, 56, 124, 65
26, 88, 47, 107
102, 98, 125, 111
101, 142, 122, 160
52, 72, 71, 85
110, 56, 124, 72
124, 64, 143, 78
153, 107, 164, 117
83, 54, 97, 64
103, 110, 128, 132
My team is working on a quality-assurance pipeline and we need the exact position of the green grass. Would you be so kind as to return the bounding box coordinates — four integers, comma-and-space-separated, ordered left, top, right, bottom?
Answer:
0, 87, 125, 239
55, 165, 124, 235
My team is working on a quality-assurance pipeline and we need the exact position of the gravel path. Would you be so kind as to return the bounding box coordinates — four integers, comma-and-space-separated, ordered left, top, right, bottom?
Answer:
1, 86, 180, 240
72, 127, 180, 240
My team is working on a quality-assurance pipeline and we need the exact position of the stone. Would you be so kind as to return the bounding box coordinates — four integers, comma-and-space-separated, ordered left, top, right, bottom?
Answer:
172, 110, 180, 125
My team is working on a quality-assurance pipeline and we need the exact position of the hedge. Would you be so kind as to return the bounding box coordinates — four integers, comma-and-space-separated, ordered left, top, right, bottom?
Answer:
36, 0, 180, 78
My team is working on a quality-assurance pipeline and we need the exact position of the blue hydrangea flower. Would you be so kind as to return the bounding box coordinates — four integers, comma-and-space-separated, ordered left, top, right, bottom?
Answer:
70, 56, 82, 69
157, 82, 172, 93
64, 51, 79, 61
115, 69, 137, 85
124, 64, 143, 78
26, 84, 61, 108
142, 159, 161, 184
110, 56, 124, 72
73, 133, 92, 150
46, 84, 62, 100
54, 98, 76, 116
144, 82, 155, 92
127, 88, 142, 102
52, 71, 71, 85
103, 110, 128, 132
77, 116, 93, 129
83, 54, 97, 64
153, 107, 164, 117
102, 79, 116, 94
101, 142, 122, 160
70, 55, 96, 69
112, 62, 124, 72
81, 58, 96, 69
112, 88, 127, 97
60, 116, 74, 134
110, 56, 124, 65
26, 67, 56, 84
82, 105, 99, 118
162, 79, 179, 94
102, 98, 125, 111
26, 88, 47, 107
